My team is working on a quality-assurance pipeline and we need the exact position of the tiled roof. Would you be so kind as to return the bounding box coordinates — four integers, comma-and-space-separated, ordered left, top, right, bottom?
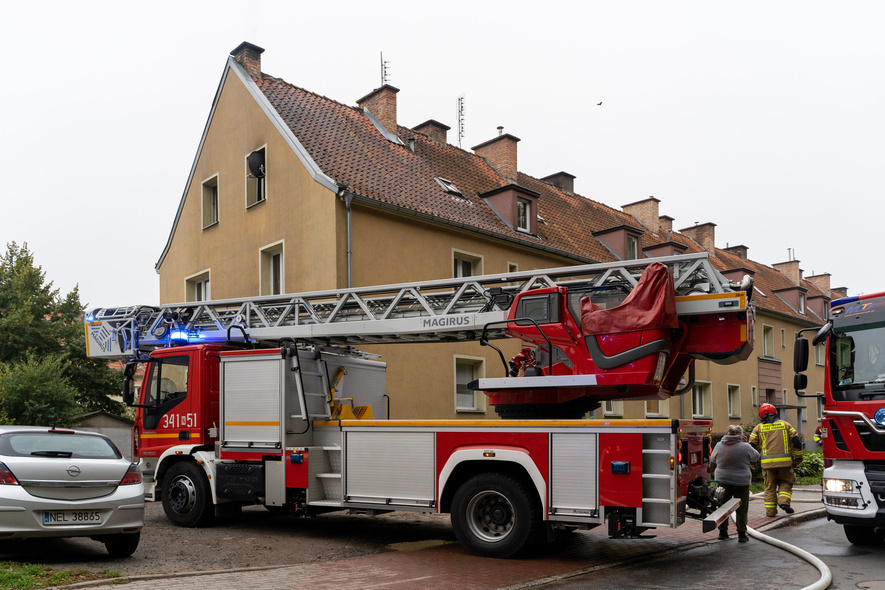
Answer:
249, 69, 829, 325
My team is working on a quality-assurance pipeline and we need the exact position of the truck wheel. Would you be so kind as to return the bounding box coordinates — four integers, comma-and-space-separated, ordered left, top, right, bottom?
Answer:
162, 461, 213, 527
450, 473, 542, 558
103, 532, 140, 557
843, 524, 885, 545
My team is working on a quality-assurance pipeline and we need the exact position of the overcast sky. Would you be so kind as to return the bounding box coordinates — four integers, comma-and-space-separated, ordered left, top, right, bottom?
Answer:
2, 1, 882, 309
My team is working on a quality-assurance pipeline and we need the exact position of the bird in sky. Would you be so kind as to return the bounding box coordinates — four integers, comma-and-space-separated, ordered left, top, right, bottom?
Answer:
597, 102, 602, 106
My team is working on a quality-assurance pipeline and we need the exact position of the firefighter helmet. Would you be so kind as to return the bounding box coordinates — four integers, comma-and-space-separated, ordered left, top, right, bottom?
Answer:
759, 403, 777, 419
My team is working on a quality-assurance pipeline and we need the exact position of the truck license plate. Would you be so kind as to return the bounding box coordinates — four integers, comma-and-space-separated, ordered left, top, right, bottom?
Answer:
43, 510, 103, 525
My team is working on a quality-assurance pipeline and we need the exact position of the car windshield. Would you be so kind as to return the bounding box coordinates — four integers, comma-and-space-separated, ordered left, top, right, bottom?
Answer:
831, 320, 885, 389
0, 432, 121, 459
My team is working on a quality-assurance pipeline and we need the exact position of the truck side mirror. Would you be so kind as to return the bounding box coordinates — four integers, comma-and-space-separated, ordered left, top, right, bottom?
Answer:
794, 337, 809, 372
794, 372, 807, 391
122, 362, 137, 406
812, 321, 832, 347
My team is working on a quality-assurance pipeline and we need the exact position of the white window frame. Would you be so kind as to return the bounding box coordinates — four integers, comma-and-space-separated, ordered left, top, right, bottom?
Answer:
246, 146, 267, 208
816, 395, 824, 421
604, 399, 624, 417
762, 325, 775, 357
645, 398, 669, 418
201, 174, 219, 229
781, 328, 786, 348
692, 381, 712, 419
453, 249, 483, 278
799, 293, 806, 314
455, 355, 485, 412
727, 384, 741, 418
752, 385, 758, 407
516, 199, 530, 232
815, 343, 825, 366
259, 241, 284, 296
626, 235, 638, 260
185, 269, 211, 302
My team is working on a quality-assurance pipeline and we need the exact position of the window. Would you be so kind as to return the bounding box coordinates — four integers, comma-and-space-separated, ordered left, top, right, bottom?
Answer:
762, 325, 775, 357
185, 270, 210, 302
645, 398, 669, 417
434, 177, 462, 197
455, 357, 484, 412
246, 147, 266, 207
142, 355, 189, 430
816, 396, 824, 421
453, 250, 482, 278
727, 384, 741, 418
815, 343, 825, 366
516, 199, 530, 232
604, 400, 624, 417
626, 235, 638, 260
260, 242, 284, 296
508, 262, 518, 273
781, 328, 786, 348
202, 175, 219, 229
692, 382, 711, 418
799, 293, 806, 314
798, 392, 807, 422
751, 386, 757, 407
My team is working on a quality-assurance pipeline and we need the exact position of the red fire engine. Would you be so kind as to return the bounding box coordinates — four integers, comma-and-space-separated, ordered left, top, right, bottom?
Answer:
86, 253, 752, 557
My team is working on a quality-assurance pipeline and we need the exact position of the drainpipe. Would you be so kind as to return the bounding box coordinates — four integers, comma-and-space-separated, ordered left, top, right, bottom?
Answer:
339, 184, 353, 288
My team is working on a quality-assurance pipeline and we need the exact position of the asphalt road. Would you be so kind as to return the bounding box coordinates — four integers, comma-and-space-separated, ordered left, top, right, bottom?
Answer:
537, 518, 885, 590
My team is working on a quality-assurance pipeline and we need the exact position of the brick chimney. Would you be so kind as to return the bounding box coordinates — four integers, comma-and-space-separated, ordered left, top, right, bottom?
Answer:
723, 244, 749, 259
541, 171, 576, 193
659, 215, 674, 232
623, 197, 661, 235
414, 119, 449, 143
473, 129, 520, 183
680, 222, 716, 254
832, 287, 849, 299
231, 41, 265, 78
806, 272, 831, 295
773, 260, 803, 286
357, 84, 400, 135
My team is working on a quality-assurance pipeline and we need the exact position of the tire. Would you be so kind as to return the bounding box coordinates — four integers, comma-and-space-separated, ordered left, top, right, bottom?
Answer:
162, 461, 214, 527
843, 524, 885, 545
104, 532, 140, 557
450, 472, 542, 558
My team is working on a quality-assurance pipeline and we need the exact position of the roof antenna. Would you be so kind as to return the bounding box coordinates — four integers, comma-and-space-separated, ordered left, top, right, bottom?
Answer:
380, 52, 391, 85
457, 94, 466, 149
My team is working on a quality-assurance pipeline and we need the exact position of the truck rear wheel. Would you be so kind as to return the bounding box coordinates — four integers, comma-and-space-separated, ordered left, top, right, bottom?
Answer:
450, 473, 542, 558
843, 524, 885, 545
162, 461, 213, 527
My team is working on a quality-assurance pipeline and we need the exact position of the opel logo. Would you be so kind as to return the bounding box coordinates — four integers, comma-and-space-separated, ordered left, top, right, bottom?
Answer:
66, 465, 81, 477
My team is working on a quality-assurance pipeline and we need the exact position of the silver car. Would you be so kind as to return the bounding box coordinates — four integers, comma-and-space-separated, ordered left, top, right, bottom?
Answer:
0, 425, 144, 556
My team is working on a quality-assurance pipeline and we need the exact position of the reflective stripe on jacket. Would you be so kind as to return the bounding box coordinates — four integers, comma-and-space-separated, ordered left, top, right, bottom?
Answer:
749, 420, 800, 469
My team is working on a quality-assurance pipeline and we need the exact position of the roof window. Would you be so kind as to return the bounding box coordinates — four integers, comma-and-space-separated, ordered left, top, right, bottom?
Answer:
434, 177, 463, 197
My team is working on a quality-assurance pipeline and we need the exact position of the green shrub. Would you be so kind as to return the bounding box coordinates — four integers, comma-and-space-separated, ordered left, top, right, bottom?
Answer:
795, 450, 824, 478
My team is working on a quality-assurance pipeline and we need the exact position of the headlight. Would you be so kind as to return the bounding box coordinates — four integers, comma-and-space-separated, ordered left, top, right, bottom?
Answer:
824, 478, 855, 493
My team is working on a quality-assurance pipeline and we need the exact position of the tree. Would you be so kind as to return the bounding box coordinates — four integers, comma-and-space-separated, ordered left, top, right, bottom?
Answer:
0, 242, 123, 423
0, 354, 79, 426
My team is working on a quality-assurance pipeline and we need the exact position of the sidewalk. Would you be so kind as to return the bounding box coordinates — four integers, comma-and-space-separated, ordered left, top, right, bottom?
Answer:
61, 486, 826, 590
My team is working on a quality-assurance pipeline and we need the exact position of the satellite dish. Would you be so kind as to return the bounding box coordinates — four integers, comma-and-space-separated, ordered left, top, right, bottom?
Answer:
247, 150, 266, 178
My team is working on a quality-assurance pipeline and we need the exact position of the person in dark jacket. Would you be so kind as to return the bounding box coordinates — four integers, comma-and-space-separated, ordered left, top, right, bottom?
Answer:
710, 424, 761, 542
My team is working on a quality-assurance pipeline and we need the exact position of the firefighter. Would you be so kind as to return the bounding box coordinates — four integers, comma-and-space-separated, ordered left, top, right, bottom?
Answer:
749, 403, 803, 517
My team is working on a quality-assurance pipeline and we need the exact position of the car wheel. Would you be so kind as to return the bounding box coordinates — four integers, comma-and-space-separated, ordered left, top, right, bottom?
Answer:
104, 532, 140, 557
450, 472, 542, 558
844, 524, 885, 545
162, 461, 213, 527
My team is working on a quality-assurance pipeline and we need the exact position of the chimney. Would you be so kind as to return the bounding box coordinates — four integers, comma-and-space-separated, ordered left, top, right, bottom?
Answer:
231, 41, 265, 78
659, 215, 674, 232
414, 119, 450, 143
357, 84, 400, 135
773, 260, 803, 286
680, 222, 716, 254
541, 171, 576, 193
806, 273, 831, 295
723, 244, 749, 259
832, 287, 849, 299
472, 131, 520, 183
623, 197, 661, 235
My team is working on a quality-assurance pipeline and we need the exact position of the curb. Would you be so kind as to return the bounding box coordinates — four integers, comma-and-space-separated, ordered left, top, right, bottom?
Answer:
757, 507, 828, 533
50, 564, 296, 589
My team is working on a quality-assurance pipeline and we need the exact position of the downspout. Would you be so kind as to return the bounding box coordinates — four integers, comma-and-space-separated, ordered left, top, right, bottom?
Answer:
339, 185, 353, 288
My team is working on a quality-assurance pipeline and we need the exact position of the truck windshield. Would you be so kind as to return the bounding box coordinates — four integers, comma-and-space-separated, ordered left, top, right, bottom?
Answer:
831, 321, 885, 390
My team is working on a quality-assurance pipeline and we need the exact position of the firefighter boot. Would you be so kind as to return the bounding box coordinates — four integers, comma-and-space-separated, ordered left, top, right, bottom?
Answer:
779, 504, 794, 514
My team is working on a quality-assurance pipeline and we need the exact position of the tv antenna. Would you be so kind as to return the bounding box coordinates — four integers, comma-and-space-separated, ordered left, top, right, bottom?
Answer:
457, 94, 466, 148
381, 52, 391, 85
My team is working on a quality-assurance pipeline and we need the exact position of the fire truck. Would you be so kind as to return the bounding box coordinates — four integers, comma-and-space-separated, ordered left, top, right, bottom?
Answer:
795, 292, 885, 545
85, 253, 753, 557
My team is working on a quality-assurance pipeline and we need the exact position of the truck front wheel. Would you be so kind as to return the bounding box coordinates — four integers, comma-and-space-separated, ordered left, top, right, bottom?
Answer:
162, 461, 213, 527
843, 524, 885, 545
450, 473, 542, 558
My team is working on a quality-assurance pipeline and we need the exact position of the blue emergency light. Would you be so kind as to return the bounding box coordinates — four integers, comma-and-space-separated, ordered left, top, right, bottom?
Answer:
610, 461, 631, 474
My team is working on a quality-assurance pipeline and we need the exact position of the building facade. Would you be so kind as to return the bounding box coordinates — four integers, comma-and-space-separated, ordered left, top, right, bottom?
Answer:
156, 42, 837, 443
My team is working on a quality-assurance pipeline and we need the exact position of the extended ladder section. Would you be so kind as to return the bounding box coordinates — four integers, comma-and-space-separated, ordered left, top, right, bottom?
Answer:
85, 253, 750, 360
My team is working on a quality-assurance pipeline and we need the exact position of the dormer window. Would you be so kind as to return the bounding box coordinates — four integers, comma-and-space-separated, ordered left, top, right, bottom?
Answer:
627, 235, 638, 260
592, 225, 644, 261
799, 293, 806, 314
435, 177, 463, 197
517, 199, 530, 232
